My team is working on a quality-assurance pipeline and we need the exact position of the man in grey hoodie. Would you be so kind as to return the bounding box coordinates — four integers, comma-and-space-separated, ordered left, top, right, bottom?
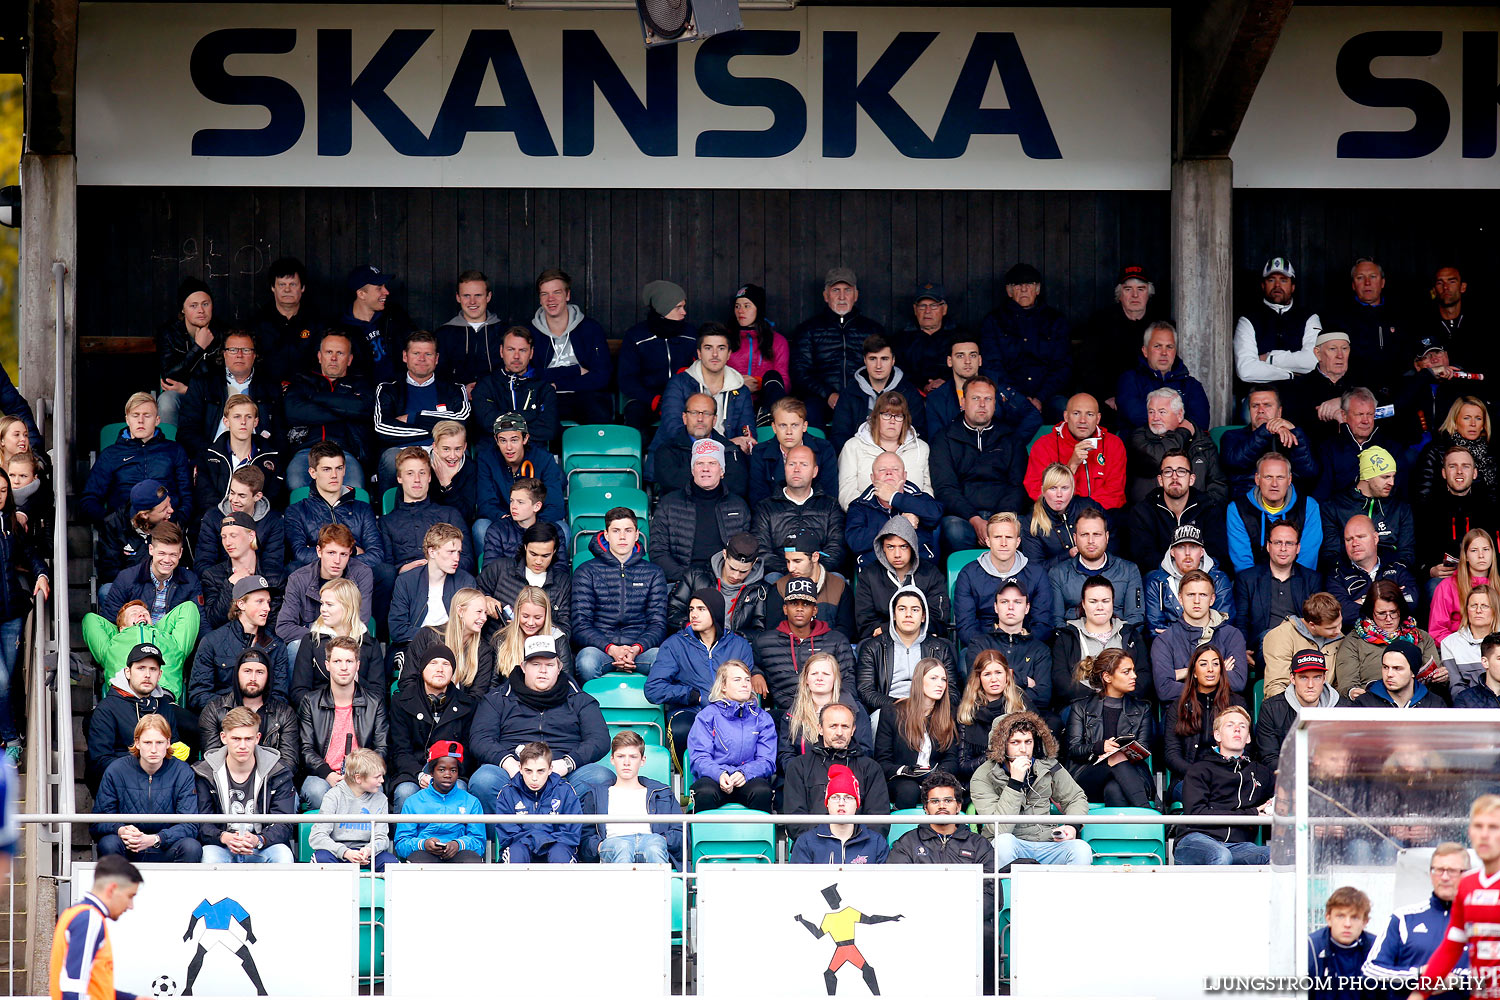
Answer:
828, 334, 926, 448
852, 515, 951, 641
532, 267, 612, 424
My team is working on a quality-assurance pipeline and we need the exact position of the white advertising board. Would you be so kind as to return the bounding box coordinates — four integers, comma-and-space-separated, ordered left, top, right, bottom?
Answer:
75, 4, 1170, 190
1234, 6, 1500, 188
1010, 866, 1279, 997
695, 864, 981, 997
381, 864, 672, 996
71, 863, 359, 998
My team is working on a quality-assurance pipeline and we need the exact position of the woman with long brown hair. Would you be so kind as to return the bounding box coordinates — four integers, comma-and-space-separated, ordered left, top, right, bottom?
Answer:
1163, 643, 1246, 793
873, 657, 958, 808
955, 649, 1032, 778
1064, 649, 1157, 808
1429, 527, 1493, 643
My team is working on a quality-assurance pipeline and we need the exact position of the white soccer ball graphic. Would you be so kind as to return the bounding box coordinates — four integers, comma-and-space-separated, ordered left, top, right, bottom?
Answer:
150, 973, 179, 996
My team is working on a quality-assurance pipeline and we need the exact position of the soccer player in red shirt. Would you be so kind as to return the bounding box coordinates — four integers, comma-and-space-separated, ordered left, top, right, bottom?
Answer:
1412, 794, 1500, 999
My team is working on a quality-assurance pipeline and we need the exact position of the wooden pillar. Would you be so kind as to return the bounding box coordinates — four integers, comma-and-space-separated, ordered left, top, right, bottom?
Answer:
1171, 157, 1234, 425
17, 155, 75, 428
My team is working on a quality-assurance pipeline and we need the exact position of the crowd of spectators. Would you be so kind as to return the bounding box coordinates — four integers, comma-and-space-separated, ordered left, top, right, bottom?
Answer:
70, 253, 1495, 878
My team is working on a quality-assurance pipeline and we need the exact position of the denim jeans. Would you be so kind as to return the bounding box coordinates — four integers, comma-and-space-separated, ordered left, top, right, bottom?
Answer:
301, 775, 335, 810
285, 449, 367, 491
312, 848, 400, 871
599, 833, 671, 864
575, 646, 659, 683
0, 618, 23, 742
940, 515, 986, 557
992, 832, 1093, 868
156, 388, 184, 427
202, 842, 295, 863
1173, 833, 1270, 866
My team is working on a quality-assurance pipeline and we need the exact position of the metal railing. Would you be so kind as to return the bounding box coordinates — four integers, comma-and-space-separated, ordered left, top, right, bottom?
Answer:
26, 809, 1273, 994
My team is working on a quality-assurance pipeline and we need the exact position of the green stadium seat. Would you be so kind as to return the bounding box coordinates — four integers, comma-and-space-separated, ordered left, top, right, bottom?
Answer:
1028, 424, 1050, 449
1252, 678, 1264, 723
297, 820, 313, 863
563, 425, 644, 487
689, 807, 776, 867
757, 426, 775, 443
584, 674, 667, 748
382, 487, 397, 515
1081, 805, 1166, 865
359, 875, 385, 982
569, 486, 650, 553
1210, 424, 1244, 449
600, 746, 672, 786
287, 485, 371, 506
887, 807, 927, 845
568, 471, 640, 492
573, 546, 594, 572
946, 549, 984, 618
806, 427, 826, 440
98, 421, 176, 451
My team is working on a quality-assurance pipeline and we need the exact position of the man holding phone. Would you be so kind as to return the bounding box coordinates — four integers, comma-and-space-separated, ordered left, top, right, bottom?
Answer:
970, 711, 1092, 868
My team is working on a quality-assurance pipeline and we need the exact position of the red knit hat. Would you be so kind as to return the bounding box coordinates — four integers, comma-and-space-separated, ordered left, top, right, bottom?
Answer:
824, 764, 861, 807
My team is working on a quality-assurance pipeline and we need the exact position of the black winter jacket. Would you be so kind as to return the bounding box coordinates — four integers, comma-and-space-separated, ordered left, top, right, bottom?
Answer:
297, 684, 389, 780
648, 484, 752, 582
178, 369, 284, 456
753, 489, 847, 574
478, 552, 572, 630
1415, 487, 1497, 574
930, 418, 1030, 520
792, 307, 886, 403
1064, 693, 1157, 773
750, 620, 856, 713
157, 319, 223, 384
199, 690, 299, 773
853, 560, 949, 642
571, 534, 669, 652
666, 557, 770, 636
1320, 489, 1417, 567
80, 430, 195, 526
471, 366, 559, 445
962, 628, 1055, 711
198, 560, 283, 632
781, 740, 890, 818
187, 620, 289, 713
390, 683, 478, 787
978, 298, 1072, 403
1177, 750, 1273, 844
85, 684, 194, 793
94, 511, 153, 583
855, 631, 960, 715
470, 674, 609, 773
647, 426, 751, 499
1125, 487, 1228, 574
282, 371, 376, 463
379, 497, 473, 573
1049, 620, 1148, 707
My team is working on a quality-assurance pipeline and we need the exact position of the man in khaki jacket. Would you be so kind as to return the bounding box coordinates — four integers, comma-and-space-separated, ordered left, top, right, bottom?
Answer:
1261, 592, 1344, 697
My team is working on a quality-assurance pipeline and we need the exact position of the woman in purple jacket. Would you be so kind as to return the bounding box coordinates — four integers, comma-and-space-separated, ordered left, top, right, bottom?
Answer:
685, 660, 776, 812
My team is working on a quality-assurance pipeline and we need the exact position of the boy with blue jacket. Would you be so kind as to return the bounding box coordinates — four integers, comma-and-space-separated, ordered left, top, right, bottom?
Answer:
395, 740, 485, 863
496, 742, 583, 863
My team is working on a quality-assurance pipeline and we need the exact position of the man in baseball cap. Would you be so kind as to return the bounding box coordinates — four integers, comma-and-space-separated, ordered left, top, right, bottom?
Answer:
789, 763, 890, 863
1254, 648, 1339, 770
342, 264, 409, 382
797, 266, 887, 431
482, 408, 565, 531
1234, 253, 1321, 386
666, 532, 767, 637
901, 282, 954, 391
393, 740, 485, 864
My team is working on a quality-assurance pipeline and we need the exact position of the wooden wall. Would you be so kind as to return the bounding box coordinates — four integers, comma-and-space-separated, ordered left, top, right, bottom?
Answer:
77, 187, 1171, 346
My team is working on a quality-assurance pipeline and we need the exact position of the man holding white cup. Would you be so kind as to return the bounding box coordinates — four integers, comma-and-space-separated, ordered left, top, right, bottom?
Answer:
1023, 392, 1128, 512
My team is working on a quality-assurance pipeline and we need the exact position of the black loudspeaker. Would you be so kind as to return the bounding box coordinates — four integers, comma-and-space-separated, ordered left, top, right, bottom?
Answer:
635, 0, 742, 46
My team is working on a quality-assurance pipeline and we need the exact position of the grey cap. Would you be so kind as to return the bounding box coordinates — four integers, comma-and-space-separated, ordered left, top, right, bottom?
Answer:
230, 575, 271, 603
824, 267, 857, 289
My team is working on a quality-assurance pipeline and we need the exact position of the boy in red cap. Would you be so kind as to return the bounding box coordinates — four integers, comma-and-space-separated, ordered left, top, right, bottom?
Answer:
393, 740, 485, 863
789, 764, 889, 865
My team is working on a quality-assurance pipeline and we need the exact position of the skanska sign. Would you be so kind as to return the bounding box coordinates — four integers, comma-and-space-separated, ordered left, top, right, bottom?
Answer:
76, 5, 1170, 189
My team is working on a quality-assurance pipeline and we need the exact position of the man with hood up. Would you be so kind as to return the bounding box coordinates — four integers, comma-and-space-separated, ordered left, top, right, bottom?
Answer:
618, 279, 698, 433
852, 516, 950, 642
952, 512, 1059, 644
828, 334, 925, 449
532, 266, 612, 425
854, 585, 959, 715
435, 269, 509, 387
1143, 524, 1234, 635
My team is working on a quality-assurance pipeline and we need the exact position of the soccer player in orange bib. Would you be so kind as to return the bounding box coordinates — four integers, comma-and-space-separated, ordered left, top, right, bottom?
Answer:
795, 883, 904, 995
50, 855, 142, 1000
1412, 794, 1500, 999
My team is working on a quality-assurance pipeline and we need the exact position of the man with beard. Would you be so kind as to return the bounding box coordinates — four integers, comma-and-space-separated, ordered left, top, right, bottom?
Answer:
1233, 256, 1320, 387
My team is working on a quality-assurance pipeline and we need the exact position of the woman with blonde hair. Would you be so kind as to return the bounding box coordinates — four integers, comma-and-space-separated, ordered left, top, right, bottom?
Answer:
685, 660, 776, 811
955, 649, 1032, 778
491, 586, 573, 681
1430, 528, 1493, 644
1020, 463, 1086, 564
291, 577, 383, 704
1415, 395, 1495, 502
837, 391, 933, 508
874, 657, 959, 808
776, 651, 873, 770
403, 587, 497, 696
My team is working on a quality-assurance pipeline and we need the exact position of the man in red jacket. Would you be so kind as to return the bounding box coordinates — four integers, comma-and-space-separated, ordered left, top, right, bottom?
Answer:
1023, 393, 1126, 510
